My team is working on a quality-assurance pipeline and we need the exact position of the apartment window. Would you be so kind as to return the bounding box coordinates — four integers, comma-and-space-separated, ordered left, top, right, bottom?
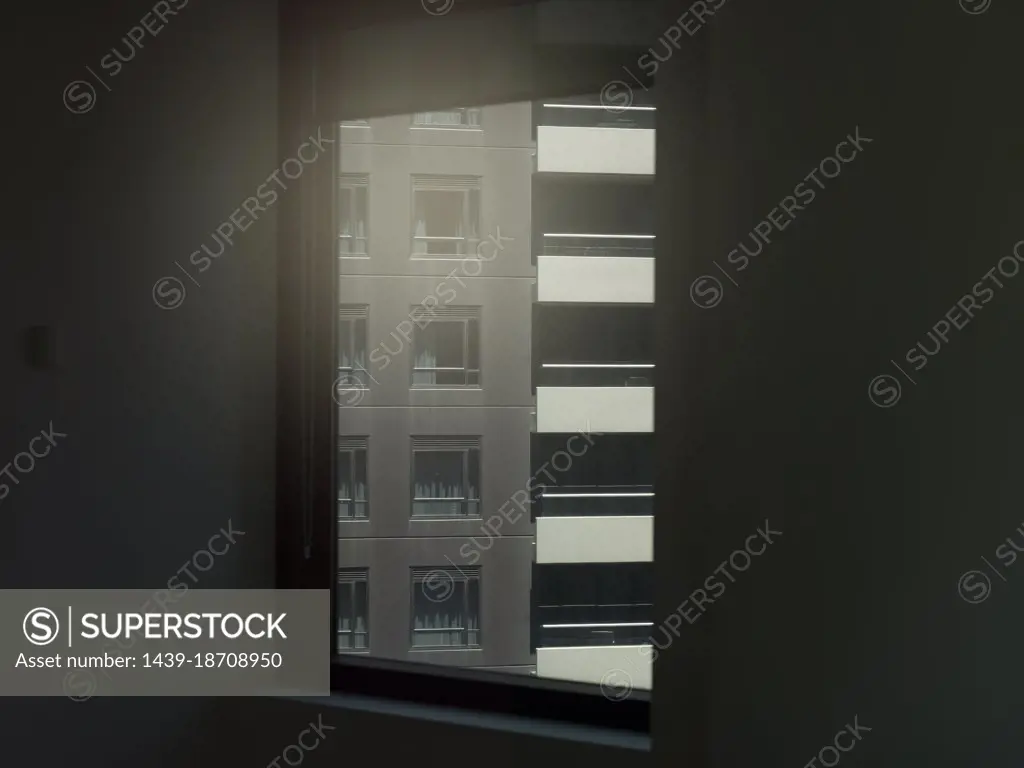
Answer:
411, 437, 480, 518
338, 437, 369, 520
411, 567, 480, 648
337, 570, 369, 651
281, 77, 654, 732
339, 175, 369, 256
412, 176, 480, 257
338, 305, 369, 386
412, 306, 480, 386
412, 107, 481, 128
534, 563, 653, 648
532, 433, 654, 517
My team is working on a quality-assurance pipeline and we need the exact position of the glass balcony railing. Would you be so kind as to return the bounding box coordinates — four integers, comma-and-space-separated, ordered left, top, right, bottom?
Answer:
538, 624, 653, 647
539, 100, 656, 130
542, 233, 654, 258
535, 603, 654, 647
536, 485, 654, 517
536, 363, 654, 387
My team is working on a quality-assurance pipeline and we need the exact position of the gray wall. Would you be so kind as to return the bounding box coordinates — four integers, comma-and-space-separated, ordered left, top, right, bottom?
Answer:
339, 277, 534, 406
336, 405, 535, 667
338, 103, 535, 280
334, 104, 536, 668
3, 0, 278, 763
657, 0, 1024, 765
7, 0, 1021, 764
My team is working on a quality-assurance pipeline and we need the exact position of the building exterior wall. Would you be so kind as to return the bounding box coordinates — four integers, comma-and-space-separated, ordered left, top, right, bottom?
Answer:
337, 102, 536, 670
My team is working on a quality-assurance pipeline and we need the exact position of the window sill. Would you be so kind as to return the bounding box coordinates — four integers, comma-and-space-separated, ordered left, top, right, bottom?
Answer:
410, 385, 482, 390
278, 691, 650, 751
410, 516, 484, 522
410, 126, 484, 132
324, 655, 649, 735
409, 254, 477, 261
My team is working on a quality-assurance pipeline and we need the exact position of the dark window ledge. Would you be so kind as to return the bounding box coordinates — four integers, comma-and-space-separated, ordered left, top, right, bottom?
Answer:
279, 691, 650, 751
322, 655, 649, 740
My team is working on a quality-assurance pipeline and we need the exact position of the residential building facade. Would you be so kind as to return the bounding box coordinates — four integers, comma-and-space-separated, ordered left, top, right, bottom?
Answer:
529, 95, 657, 689
335, 96, 656, 684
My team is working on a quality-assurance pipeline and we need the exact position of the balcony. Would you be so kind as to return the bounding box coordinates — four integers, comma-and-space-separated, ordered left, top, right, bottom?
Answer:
536, 102, 655, 175
537, 363, 654, 388
537, 234, 654, 303
532, 561, 654, 687
536, 601, 653, 647
533, 304, 653, 380
541, 233, 653, 258
536, 386, 653, 433
536, 646, 652, 689
536, 515, 653, 563
536, 484, 654, 517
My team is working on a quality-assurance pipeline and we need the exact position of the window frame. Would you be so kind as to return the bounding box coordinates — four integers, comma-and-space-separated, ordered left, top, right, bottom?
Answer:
410, 438, 482, 519
337, 438, 369, 521
410, 567, 482, 649
410, 176, 481, 259
337, 569, 370, 652
276, 6, 662, 734
338, 305, 370, 388
338, 174, 369, 257
411, 312, 481, 388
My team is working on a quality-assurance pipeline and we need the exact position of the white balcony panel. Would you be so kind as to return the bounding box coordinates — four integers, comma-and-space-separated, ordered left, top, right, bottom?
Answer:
537, 256, 654, 303
537, 126, 655, 175
536, 387, 653, 433
536, 516, 653, 563
537, 645, 652, 690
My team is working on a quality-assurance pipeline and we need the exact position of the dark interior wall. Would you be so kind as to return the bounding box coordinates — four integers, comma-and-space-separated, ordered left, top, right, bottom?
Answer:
658, 0, 1024, 765
2, 0, 278, 762
2, 1, 651, 766
5, 0, 1020, 764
